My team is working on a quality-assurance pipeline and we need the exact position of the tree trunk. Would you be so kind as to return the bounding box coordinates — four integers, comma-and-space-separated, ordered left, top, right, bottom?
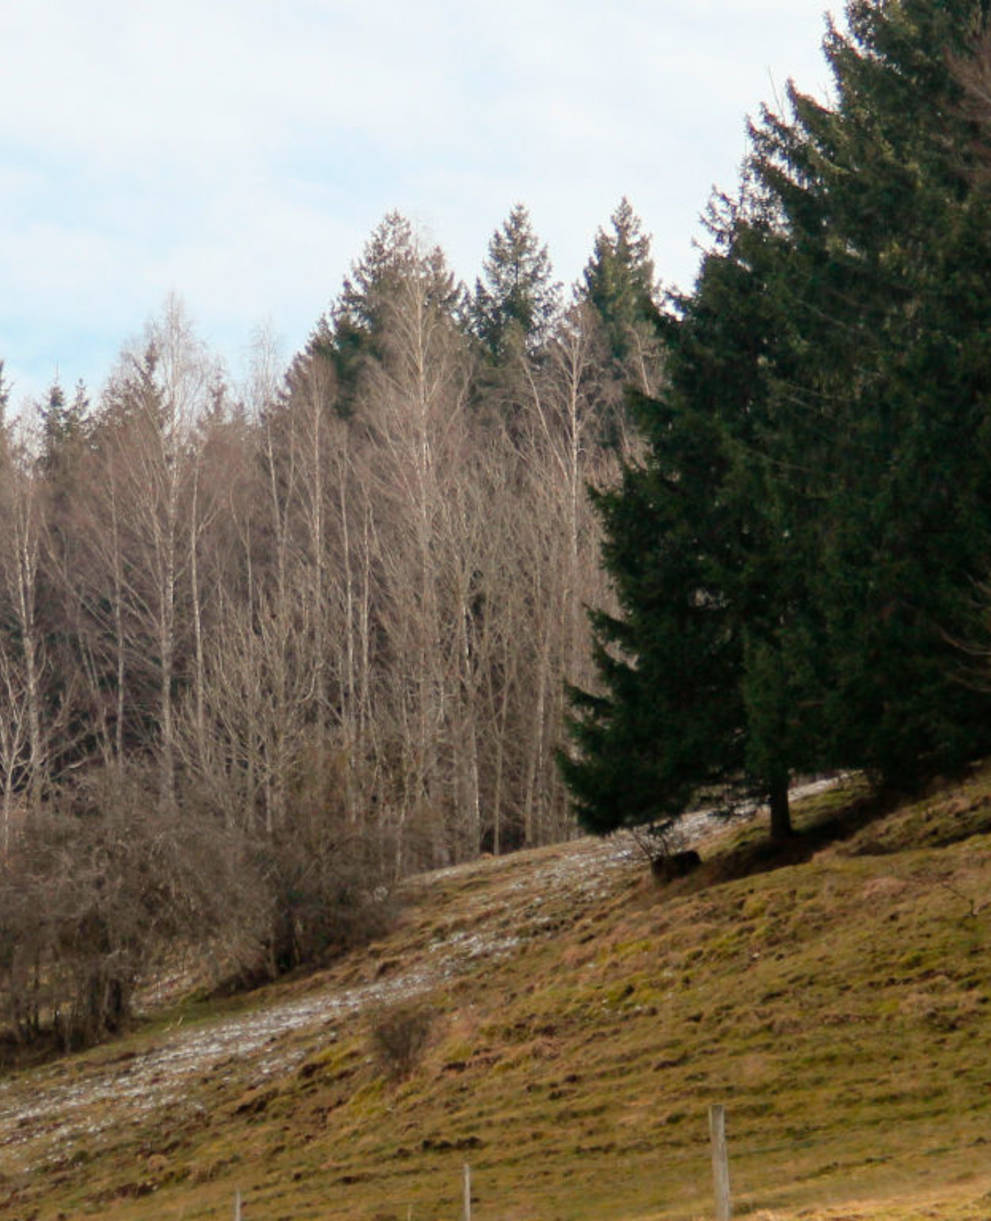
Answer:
769, 773, 792, 841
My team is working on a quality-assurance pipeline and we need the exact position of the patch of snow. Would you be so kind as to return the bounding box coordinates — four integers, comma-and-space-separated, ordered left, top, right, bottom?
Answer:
0, 774, 844, 1173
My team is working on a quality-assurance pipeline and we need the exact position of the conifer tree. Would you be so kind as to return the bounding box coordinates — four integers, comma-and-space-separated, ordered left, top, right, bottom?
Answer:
292, 211, 461, 415
576, 199, 666, 439
561, 217, 802, 836
39, 379, 89, 483
471, 204, 561, 360
746, 0, 991, 786
564, 0, 991, 843
580, 198, 658, 367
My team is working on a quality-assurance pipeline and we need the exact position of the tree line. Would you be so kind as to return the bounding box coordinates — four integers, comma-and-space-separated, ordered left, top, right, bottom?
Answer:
8, 0, 988, 1052
0, 200, 660, 1048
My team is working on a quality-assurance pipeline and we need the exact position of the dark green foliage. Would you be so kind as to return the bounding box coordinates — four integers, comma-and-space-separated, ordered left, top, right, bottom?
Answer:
562, 229, 793, 834
580, 197, 659, 366
754, 0, 991, 785
38, 379, 89, 484
471, 203, 561, 360
565, 0, 991, 842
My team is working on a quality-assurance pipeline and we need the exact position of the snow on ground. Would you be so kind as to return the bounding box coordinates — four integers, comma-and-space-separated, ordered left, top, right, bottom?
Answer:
0, 833, 632, 1171
0, 779, 839, 1172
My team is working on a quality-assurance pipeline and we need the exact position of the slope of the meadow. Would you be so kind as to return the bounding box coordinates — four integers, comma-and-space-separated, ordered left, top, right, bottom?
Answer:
2, 772, 991, 1220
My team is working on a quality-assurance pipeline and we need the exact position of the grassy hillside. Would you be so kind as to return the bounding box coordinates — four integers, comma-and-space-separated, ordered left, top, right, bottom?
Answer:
3, 770, 991, 1219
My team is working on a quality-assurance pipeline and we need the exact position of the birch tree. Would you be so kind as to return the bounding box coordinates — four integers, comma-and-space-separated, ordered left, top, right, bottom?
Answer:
0, 434, 50, 822
82, 298, 220, 807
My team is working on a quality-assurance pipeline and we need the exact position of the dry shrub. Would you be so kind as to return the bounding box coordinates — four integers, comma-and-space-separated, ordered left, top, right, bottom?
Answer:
178, 726, 400, 988
0, 768, 248, 1053
0, 750, 401, 1054
370, 1001, 434, 1080
251, 820, 397, 979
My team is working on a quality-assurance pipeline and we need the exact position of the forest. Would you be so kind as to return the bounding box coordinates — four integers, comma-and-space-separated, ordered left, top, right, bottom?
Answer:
0, 201, 660, 1049
7, 0, 991, 1057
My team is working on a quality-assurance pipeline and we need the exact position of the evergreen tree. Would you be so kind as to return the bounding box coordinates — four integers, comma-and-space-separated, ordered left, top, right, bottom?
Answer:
576, 198, 666, 440
471, 204, 561, 360
290, 212, 461, 415
559, 359, 748, 835
564, 0, 991, 843
562, 209, 807, 838
747, 0, 991, 786
39, 379, 89, 482
580, 198, 659, 366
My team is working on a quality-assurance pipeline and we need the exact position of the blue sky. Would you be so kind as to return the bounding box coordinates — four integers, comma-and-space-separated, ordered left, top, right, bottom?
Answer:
0, 1, 835, 410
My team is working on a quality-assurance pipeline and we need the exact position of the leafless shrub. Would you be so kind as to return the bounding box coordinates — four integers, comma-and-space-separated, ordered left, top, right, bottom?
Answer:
188, 737, 399, 988
369, 1001, 434, 1080
250, 818, 397, 980
0, 766, 250, 1053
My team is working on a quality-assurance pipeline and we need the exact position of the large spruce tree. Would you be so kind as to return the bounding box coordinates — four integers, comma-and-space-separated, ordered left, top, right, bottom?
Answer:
564, 0, 991, 842
752, 0, 991, 787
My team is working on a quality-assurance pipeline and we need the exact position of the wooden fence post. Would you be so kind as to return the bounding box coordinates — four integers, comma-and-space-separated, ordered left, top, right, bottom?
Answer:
233, 1188, 243, 1220
463, 1161, 472, 1221
709, 1104, 731, 1221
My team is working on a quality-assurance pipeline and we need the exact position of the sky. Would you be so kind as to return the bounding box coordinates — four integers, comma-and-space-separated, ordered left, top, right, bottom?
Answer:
0, 1, 837, 411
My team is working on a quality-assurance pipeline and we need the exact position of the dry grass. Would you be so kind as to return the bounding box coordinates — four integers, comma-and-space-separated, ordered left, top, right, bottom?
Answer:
3, 768, 991, 1219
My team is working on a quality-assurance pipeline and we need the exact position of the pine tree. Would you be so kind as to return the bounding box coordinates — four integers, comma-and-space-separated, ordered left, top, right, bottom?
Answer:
564, 0, 991, 843
575, 199, 666, 440
746, 0, 991, 786
562, 205, 808, 838
580, 198, 658, 367
290, 212, 461, 416
559, 363, 749, 835
471, 204, 561, 360
39, 380, 89, 482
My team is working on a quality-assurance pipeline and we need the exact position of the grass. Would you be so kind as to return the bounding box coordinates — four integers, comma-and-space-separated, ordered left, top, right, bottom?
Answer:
4, 767, 991, 1219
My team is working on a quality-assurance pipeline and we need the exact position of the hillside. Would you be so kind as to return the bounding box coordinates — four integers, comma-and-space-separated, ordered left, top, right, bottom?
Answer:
3, 772, 991, 1220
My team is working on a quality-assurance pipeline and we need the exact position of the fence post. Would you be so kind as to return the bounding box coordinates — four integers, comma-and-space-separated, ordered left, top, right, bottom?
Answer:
463, 1161, 472, 1221
709, 1104, 731, 1221
233, 1188, 243, 1221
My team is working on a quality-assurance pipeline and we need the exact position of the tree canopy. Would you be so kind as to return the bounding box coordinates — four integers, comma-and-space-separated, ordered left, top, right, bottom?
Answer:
580, 197, 659, 367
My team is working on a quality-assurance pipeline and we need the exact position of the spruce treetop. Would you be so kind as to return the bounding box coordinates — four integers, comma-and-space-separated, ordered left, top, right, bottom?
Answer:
291, 211, 463, 414
580, 198, 658, 364
471, 203, 561, 360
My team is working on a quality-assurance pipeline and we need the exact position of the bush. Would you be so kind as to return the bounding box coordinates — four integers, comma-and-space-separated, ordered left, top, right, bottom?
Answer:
369, 1001, 434, 1080
0, 769, 250, 1053
0, 755, 402, 1055
254, 822, 396, 978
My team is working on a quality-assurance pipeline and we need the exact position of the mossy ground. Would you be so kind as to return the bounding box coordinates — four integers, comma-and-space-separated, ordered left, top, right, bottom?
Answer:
3, 770, 991, 1219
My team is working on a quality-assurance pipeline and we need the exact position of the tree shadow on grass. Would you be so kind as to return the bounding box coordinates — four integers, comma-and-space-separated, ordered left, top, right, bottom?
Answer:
701, 791, 890, 885
680, 773, 991, 891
